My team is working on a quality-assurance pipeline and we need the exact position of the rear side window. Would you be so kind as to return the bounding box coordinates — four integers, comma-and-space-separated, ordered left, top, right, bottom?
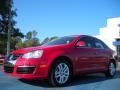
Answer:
95, 42, 104, 49
94, 38, 109, 49
100, 41, 110, 49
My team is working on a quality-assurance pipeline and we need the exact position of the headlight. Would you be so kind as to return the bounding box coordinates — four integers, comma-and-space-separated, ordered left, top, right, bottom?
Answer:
22, 50, 43, 59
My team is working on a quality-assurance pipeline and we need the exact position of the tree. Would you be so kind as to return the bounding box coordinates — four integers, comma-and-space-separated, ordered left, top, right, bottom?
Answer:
26, 31, 32, 40
0, 0, 24, 54
15, 30, 40, 49
0, 38, 7, 54
0, 0, 9, 15
0, 0, 24, 37
15, 41, 23, 49
24, 31, 40, 47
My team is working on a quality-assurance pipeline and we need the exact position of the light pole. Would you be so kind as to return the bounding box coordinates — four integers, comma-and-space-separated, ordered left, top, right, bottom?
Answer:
7, 0, 12, 56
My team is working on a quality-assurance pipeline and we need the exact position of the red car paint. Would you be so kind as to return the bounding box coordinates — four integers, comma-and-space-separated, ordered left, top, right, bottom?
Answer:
4, 35, 114, 79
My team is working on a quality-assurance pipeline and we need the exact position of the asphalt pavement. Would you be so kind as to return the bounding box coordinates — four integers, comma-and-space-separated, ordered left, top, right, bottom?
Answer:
0, 63, 120, 90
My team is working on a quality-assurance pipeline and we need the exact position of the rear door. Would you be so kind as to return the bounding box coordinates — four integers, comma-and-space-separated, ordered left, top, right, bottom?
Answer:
92, 39, 110, 71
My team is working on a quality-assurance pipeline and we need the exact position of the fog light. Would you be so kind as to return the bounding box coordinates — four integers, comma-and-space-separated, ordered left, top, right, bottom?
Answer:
17, 66, 35, 74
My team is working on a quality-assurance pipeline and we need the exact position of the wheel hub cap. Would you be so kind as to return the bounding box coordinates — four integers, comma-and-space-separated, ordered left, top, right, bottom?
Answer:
109, 63, 115, 76
55, 63, 69, 84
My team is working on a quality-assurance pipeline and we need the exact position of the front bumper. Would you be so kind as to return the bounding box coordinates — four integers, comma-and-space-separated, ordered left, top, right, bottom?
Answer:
4, 58, 49, 79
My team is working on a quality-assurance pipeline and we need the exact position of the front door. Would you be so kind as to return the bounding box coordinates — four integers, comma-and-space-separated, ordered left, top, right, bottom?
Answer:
74, 36, 98, 73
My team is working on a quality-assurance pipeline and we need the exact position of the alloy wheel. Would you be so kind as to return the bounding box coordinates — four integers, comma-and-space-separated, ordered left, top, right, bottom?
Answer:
54, 63, 70, 84
109, 62, 116, 76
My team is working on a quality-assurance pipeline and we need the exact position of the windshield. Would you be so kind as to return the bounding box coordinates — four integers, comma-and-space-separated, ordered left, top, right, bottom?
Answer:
42, 36, 76, 46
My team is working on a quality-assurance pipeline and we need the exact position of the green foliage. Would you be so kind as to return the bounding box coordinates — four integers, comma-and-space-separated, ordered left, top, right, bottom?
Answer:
16, 30, 58, 49
0, 0, 11, 13
26, 31, 32, 40
0, 0, 23, 38
24, 30, 40, 47
0, 0, 24, 54
15, 30, 40, 49
0, 0, 59, 54
15, 41, 23, 49
0, 38, 7, 54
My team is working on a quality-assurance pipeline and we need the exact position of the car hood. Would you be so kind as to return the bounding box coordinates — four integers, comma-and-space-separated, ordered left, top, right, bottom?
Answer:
11, 45, 68, 54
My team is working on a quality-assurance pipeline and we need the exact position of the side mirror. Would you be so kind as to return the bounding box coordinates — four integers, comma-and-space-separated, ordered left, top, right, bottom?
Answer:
76, 41, 86, 47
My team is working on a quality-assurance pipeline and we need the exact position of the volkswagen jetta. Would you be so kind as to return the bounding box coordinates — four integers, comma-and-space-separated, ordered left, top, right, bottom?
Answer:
4, 35, 117, 86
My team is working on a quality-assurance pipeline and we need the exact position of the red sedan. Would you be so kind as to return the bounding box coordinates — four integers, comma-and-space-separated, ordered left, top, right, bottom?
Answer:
4, 35, 117, 86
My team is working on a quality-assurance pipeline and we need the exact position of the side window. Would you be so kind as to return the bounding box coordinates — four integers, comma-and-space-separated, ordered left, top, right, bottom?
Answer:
95, 42, 104, 49
79, 37, 94, 48
94, 38, 105, 49
100, 41, 109, 49
94, 38, 109, 49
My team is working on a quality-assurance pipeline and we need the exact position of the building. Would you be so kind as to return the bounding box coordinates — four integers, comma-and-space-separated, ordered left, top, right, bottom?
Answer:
96, 17, 120, 59
96, 17, 120, 50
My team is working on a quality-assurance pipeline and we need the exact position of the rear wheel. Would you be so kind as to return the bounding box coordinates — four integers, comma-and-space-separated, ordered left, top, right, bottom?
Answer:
49, 59, 72, 87
105, 61, 116, 77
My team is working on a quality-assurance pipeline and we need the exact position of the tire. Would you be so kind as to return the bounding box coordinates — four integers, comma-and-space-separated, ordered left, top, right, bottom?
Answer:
105, 61, 116, 77
49, 59, 72, 87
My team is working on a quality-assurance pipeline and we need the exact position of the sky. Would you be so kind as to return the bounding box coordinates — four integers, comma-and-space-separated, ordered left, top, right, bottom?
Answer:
14, 0, 120, 40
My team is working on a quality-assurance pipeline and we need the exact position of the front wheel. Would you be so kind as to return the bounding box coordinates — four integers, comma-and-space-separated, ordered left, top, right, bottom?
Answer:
105, 61, 116, 77
49, 60, 71, 87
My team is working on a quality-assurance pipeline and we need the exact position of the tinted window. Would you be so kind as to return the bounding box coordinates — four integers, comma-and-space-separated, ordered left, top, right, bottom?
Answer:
79, 36, 94, 48
95, 42, 104, 49
79, 36, 109, 49
100, 41, 109, 49
42, 36, 75, 46
93, 38, 109, 49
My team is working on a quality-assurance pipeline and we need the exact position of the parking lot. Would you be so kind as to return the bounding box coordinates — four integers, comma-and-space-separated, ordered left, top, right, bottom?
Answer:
0, 63, 120, 90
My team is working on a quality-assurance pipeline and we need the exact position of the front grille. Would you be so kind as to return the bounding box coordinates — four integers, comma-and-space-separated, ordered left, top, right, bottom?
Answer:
4, 54, 21, 73
17, 67, 35, 74
4, 62, 14, 73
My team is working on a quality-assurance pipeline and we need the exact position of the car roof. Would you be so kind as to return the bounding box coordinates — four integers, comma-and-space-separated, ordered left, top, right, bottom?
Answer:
67, 35, 94, 38
60, 35, 97, 40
